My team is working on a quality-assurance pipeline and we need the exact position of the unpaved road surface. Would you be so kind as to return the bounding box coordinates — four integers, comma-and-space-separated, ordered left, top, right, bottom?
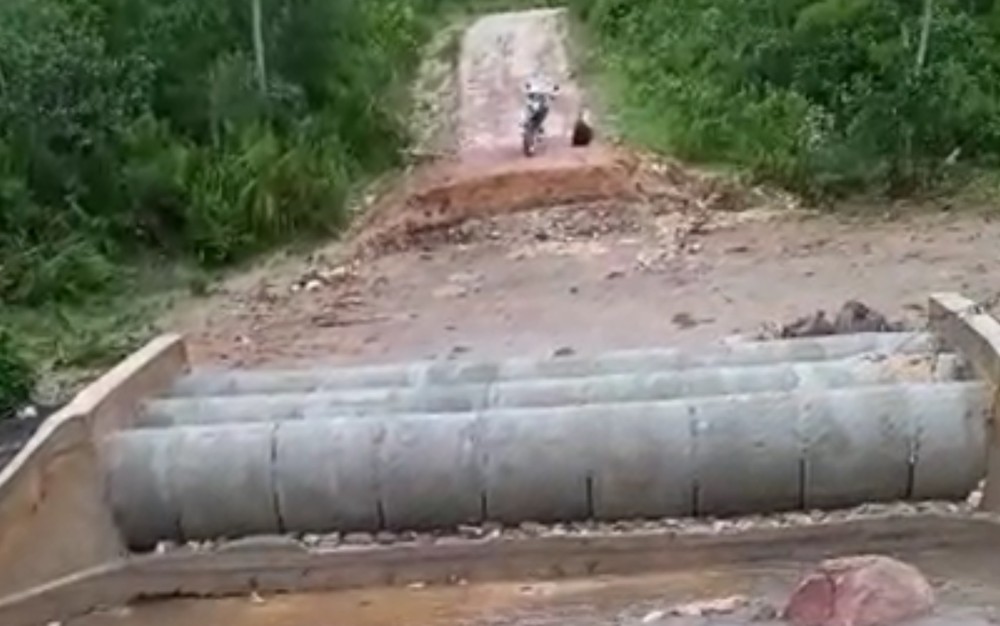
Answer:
172, 207, 1000, 367
166, 9, 1000, 368
459, 8, 578, 159
71, 548, 1000, 626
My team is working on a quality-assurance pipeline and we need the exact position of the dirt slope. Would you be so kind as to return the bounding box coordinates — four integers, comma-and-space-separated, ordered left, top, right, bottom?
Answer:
166, 9, 1000, 367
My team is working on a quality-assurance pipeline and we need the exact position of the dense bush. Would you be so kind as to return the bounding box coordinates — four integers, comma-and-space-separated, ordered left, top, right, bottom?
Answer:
572, 0, 1000, 196
0, 0, 443, 308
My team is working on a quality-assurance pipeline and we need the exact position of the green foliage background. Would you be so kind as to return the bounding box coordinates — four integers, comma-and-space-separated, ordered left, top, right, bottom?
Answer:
570, 0, 1000, 197
0, 0, 452, 409
5, 0, 1000, 412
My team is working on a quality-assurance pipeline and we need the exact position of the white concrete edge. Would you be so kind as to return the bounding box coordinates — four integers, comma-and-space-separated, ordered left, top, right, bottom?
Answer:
0, 334, 188, 500
928, 293, 1000, 511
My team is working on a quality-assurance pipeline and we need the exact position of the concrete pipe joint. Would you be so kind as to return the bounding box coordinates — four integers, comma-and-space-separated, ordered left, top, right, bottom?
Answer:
166, 332, 934, 398
106, 381, 988, 549
139, 352, 962, 428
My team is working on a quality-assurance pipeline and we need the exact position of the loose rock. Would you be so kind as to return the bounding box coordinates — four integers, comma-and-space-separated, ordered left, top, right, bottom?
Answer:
342, 532, 375, 546
668, 595, 748, 617
784, 555, 934, 626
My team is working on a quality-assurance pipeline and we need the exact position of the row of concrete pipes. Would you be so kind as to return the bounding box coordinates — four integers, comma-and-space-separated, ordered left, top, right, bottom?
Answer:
105, 333, 988, 548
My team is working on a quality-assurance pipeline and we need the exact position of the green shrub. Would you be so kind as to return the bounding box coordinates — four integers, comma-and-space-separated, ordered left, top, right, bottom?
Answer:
0, 0, 440, 312
572, 0, 1000, 197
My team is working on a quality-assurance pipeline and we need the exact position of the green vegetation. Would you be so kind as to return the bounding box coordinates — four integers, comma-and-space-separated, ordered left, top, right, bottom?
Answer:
571, 0, 1000, 198
0, 0, 457, 405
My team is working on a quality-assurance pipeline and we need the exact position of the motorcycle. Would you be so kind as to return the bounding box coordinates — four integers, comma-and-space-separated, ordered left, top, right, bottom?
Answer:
521, 82, 557, 157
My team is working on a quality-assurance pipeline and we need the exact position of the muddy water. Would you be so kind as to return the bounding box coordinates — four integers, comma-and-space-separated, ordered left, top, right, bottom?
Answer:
71, 546, 1000, 626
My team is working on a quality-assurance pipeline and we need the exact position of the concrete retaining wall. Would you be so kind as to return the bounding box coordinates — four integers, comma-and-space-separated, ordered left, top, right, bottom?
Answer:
0, 335, 188, 599
168, 332, 934, 398
107, 382, 989, 546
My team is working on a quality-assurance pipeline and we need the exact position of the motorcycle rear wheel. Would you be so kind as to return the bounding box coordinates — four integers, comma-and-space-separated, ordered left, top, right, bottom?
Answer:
522, 127, 536, 157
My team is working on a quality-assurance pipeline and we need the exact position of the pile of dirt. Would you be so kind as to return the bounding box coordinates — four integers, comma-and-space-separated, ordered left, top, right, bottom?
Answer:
350, 146, 642, 256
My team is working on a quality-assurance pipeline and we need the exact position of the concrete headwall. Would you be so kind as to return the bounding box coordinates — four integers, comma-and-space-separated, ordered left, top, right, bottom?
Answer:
0, 335, 188, 598
930, 293, 1000, 511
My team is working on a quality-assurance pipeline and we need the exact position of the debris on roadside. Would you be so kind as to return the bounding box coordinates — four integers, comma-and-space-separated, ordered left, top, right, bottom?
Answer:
758, 300, 907, 340
666, 595, 749, 617
289, 261, 359, 294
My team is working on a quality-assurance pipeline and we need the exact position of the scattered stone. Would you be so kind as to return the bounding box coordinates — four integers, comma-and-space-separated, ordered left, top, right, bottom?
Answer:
668, 595, 749, 617
640, 610, 665, 623
316, 533, 341, 550
458, 524, 486, 539
784, 555, 934, 626
16, 405, 38, 420
672, 312, 699, 330
775, 300, 904, 339
750, 601, 780, 621
967, 481, 985, 508
154, 540, 177, 554
375, 531, 398, 545
414, 532, 436, 545
433, 284, 469, 299
519, 521, 547, 536
343, 532, 375, 546
407, 581, 427, 590
482, 520, 504, 534
834, 300, 901, 334
249, 591, 266, 605
217, 535, 305, 554
781, 310, 836, 338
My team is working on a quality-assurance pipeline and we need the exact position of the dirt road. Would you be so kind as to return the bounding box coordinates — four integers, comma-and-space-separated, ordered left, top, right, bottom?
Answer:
459, 8, 578, 158
69, 547, 1000, 626
166, 9, 1000, 368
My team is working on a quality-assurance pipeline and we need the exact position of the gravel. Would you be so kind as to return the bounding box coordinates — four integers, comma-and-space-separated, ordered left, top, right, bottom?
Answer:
146, 498, 993, 557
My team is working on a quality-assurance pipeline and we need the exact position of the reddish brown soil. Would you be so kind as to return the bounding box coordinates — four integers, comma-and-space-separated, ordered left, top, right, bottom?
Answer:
354, 146, 640, 253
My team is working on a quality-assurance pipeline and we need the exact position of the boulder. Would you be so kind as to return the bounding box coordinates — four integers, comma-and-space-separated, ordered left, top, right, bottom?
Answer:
784, 555, 934, 626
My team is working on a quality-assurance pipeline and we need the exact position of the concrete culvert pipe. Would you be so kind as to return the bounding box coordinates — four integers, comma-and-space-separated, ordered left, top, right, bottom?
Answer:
166, 332, 934, 398
139, 353, 962, 428
106, 381, 988, 548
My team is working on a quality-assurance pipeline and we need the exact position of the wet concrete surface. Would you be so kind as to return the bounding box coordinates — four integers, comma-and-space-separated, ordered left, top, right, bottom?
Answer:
70, 546, 1000, 626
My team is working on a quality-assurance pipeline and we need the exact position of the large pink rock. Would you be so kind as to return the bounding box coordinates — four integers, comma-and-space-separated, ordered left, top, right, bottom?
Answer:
783, 555, 935, 626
